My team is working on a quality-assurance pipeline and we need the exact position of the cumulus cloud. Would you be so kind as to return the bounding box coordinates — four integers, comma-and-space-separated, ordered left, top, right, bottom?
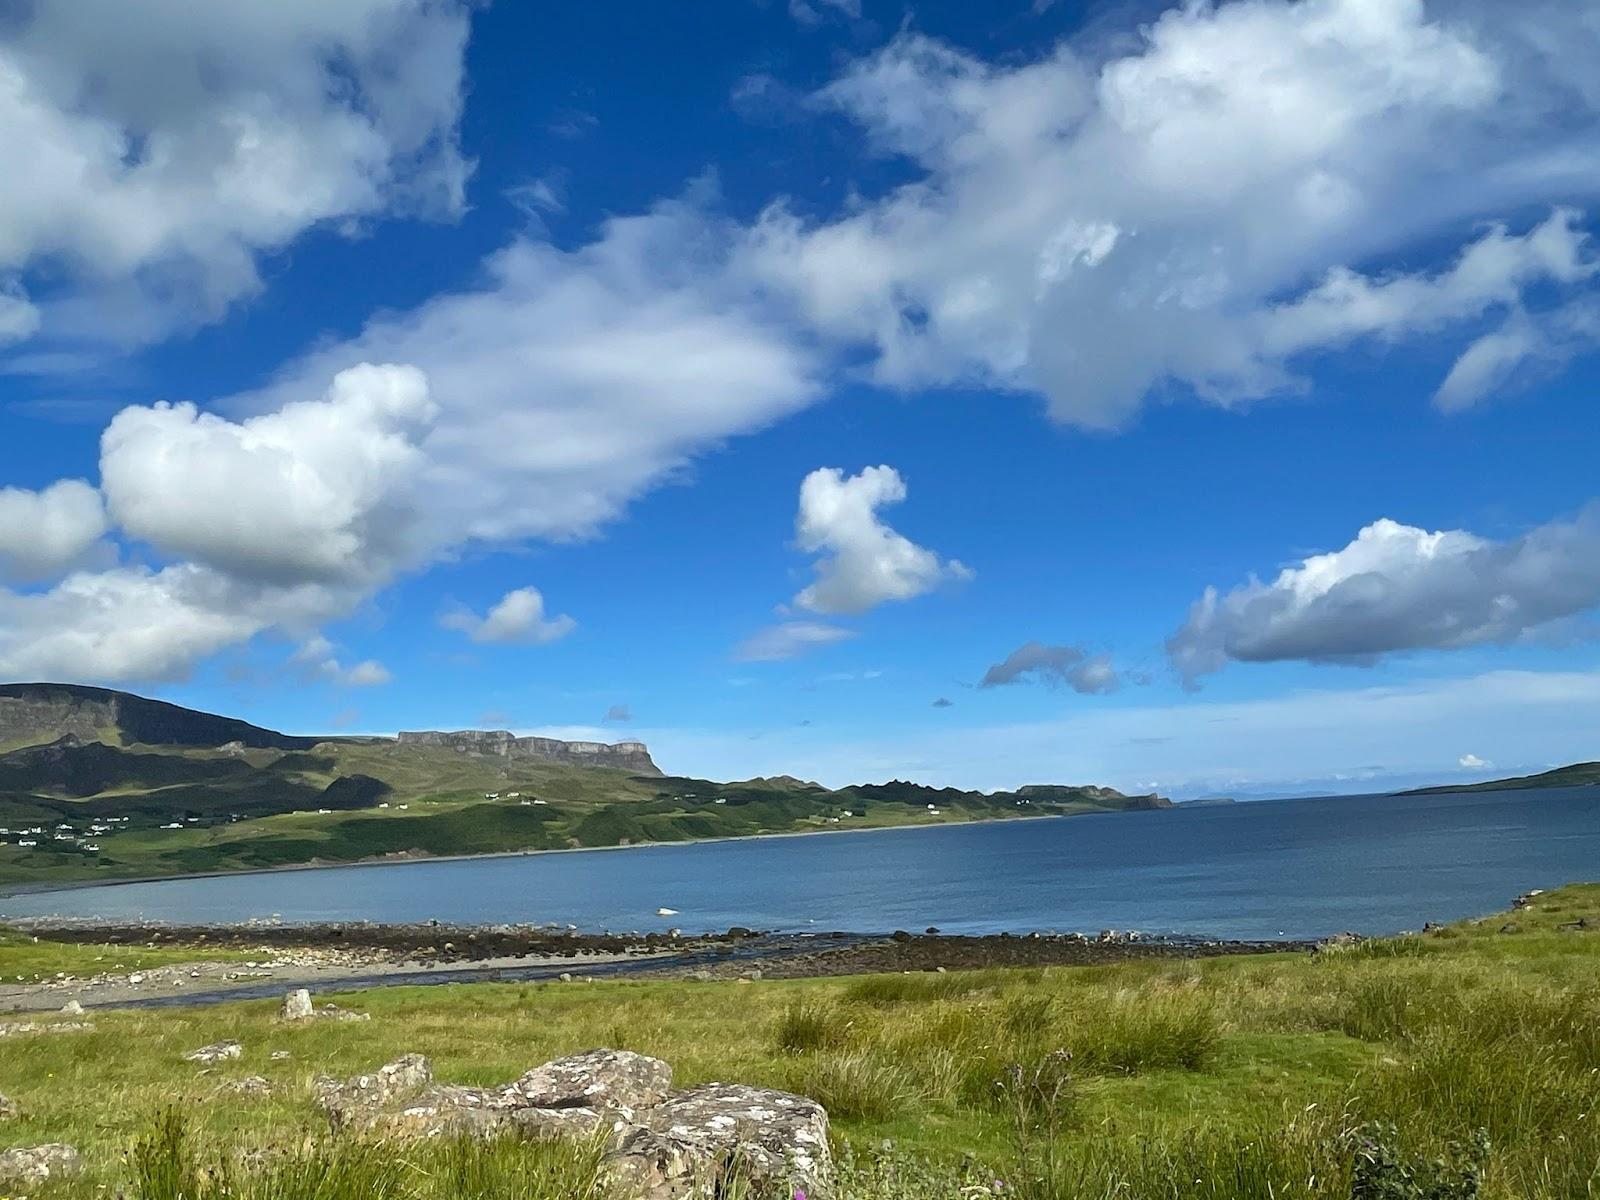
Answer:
0, 0, 472, 347
981, 641, 1121, 694
442, 587, 577, 646
290, 636, 393, 688
735, 621, 856, 662
932, 697, 954, 708
0, 480, 109, 583
1458, 753, 1490, 769
742, 1, 1600, 426
1167, 508, 1600, 683
0, 564, 342, 683
102, 363, 438, 586
793, 465, 971, 615
238, 192, 820, 551
605, 704, 633, 722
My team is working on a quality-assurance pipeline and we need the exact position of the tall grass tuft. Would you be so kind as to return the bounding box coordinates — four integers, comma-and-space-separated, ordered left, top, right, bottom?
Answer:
794, 1049, 914, 1122
1065, 988, 1221, 1074
774, 998, 855, 1052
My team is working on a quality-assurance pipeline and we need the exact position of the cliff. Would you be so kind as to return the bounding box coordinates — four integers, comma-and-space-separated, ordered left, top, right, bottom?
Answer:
0, 683, 317, 752
396, 729, 661, 776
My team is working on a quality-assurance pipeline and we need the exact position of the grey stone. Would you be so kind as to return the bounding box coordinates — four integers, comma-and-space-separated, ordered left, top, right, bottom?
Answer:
0, 1143, 81, 1189
315, 1053, 433, 1129
505, 1049, 672, 1112
183, 1040, 242, 1064
606, 1083, 831, 1200
280, 989, 315, 1021
59, 1000, 85, 1016
0, 1091, 18, 1121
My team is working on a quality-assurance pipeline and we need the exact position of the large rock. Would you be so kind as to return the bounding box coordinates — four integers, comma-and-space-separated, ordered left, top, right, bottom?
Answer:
607, 1084, 831, 1200
0, 1091, 17, 1120
0, 1143, 81, 1189
280, 989, 315, 1021
315, 1054, 433, 1129
183, 1040, 242, 1064
307, 1051, 832, 1199
504, 1049, 672, 1112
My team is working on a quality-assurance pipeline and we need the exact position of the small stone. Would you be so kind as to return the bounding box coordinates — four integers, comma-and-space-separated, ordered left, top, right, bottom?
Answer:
0, 1091, 18, 1121
280, 988, 315, 1021
59, 1000, 85, 1016
216, 1075, 273, 1098
183, 1040, 243, 1064
558, 972, 574, 983
270, 1050, 292, 1061
890, 930, 912, 943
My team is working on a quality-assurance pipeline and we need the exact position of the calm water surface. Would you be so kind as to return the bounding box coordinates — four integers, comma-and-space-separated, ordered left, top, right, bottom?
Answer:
3, 786, 1596, 939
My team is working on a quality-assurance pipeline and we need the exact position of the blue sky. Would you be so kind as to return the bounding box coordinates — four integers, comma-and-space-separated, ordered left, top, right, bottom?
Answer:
2, 0, 1599, 797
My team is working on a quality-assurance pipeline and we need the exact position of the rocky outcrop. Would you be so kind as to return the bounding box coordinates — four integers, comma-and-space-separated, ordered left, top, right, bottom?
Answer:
396, 730, 661, 775
313, 1049, 831, 1198
0, 1144, 80, 1189
0, 1091, 17, 1121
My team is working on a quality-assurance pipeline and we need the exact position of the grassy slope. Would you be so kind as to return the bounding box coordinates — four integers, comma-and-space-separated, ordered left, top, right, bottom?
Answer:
1399, 760, 1600, 795
1, 884, 1596, 1198
0, 741, 1154, 888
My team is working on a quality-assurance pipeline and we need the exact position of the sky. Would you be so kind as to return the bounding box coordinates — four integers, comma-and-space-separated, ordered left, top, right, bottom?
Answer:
1, 0, 1599, 799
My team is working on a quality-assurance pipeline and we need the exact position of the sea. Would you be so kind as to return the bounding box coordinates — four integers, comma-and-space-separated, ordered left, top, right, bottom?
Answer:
2, 785, 1596, 939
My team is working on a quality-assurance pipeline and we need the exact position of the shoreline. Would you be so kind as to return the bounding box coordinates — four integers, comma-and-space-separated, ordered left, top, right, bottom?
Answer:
0, 807, 1096, 905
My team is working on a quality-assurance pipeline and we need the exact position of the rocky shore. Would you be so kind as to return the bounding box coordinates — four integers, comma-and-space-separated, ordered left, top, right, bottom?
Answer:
0, 918, 1314, 1012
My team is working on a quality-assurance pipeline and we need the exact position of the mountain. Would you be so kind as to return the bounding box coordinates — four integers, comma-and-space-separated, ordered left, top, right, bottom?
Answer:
1396, 762, 1600, 796
0, 682, 317, 752
0, 683, 1168, 889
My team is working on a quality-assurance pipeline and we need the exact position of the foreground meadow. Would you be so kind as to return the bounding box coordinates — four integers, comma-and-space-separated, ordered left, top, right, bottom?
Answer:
1, 884, 1596, 1198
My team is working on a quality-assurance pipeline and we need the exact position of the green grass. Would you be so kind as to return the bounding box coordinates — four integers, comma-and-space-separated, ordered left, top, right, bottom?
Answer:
1, 885, 1596, 1198
0, 925, 250, 983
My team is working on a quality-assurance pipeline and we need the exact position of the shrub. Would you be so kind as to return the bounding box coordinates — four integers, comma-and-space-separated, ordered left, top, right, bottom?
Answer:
1348, 1122, 1489, 1200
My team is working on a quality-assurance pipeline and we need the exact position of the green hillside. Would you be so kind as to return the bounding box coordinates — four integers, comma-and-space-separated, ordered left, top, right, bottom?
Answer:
1397, 761, 1600, 795
0, 685, 1168, 889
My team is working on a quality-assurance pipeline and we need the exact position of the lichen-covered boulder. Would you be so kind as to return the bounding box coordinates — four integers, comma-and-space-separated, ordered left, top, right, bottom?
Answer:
0, 1143, 81, 1189
183, 1040, 242, 1064
280, 989, 315, 1021
606, 1083, 831, 1200
0, 1091, 18, 1121
504, 1049, 672, 1113
315, 1054, 433, 1129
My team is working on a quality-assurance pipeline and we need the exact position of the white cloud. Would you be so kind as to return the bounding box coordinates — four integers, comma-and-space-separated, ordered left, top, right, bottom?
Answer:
101, 363, 437, 587
0, 564, 341, 683
789, 0, 860, 28
793, 465, 971, 615
1167, 508, 1600, 682
442, 587, 577, 646
1458, 753, 1490, 769
0, 281, 40, 344
291, 635, 393, 688
981, 642, 1120, 694
238, 192, 820, 552
734, 621, 856, 662
742, 1, 1600, 426
0, 479, 109, 583
0, 0, 471, 348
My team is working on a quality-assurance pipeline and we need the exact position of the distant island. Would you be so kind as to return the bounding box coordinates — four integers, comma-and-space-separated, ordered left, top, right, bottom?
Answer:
1396, 761, 1600, 796
0, 682, 1169, 889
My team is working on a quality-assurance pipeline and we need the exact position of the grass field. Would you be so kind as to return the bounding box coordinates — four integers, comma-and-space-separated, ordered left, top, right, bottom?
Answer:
1, 884, 1596, 1198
